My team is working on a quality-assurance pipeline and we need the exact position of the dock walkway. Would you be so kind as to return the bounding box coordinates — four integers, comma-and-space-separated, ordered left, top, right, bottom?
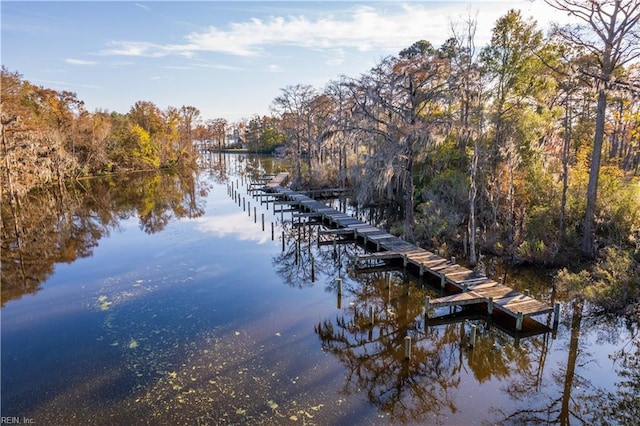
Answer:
262, 173, 557, 331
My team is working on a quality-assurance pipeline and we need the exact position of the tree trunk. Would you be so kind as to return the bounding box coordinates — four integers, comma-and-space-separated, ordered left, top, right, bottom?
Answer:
582, 87, 607, 257
405, 144, 415, 243
469, 137, 479, 266
559, 97, 571, 250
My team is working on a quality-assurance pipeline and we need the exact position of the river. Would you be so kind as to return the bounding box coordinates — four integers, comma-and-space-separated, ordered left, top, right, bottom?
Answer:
1, 153, 638, 425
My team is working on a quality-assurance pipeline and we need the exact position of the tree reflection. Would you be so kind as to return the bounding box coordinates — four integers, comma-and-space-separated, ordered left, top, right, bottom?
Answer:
315, 270, 465, 423
268, 205, 556, 423
1, 169, 205, 306
492, 300, 640, 425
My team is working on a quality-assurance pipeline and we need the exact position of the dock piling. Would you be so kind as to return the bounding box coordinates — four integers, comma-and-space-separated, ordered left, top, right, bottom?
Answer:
552, 303, 560, 330
470, 324, 477, 347
516, 312, 524, 331
404, 336, 411, 360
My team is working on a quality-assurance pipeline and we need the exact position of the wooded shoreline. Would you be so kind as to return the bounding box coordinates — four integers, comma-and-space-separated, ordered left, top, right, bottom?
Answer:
3, 4, 640, 312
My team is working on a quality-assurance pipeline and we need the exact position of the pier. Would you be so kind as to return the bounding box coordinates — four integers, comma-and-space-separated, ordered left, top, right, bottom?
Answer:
259, 173, 559, 332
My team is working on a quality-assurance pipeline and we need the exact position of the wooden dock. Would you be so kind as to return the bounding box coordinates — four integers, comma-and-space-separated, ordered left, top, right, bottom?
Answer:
261, 175, 559, 331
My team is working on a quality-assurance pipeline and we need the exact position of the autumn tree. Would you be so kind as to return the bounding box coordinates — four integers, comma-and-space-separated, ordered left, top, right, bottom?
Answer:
179, 105, 201, 156
347, 42, 449, 241
206, 118, 228, 151
479, 10, 559, 258
543, 0, 640, 257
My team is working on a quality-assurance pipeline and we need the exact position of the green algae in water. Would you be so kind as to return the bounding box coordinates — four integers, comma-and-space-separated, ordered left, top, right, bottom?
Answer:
97, 295, 112, 311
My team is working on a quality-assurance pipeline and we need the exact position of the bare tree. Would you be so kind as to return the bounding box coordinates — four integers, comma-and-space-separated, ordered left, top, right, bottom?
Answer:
543, 0, 640, 257
271, 84, 318, 180
448, 12, 485, 266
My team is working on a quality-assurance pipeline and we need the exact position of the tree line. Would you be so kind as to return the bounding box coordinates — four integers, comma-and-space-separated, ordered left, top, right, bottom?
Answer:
261, 4, 640, 310
0, 67, 235, 197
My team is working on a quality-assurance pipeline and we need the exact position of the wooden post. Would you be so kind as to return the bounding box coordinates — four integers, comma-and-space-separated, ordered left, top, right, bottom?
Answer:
463, 283, 468, 292
424, 296, 430, 318
440, 274, 446, 288
516, 312, 524, 331
470, 324, 477, 347
404, 336, 411, 360
552, 303, 560, 330
487, 297, 494, 314
243, 197, 246, 211
282, 231, 285, 252
524, 289, 530, 297
337, 277, 343, 295
369, 305, 374, 325
253, 207, 256, 221
271, 221, 274, 240
451, 256, 456, 264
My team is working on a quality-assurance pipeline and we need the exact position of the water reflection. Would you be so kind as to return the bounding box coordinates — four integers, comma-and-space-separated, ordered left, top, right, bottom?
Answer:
262, 172, 639, 424
1, 170, 205, 306
1, 153, 637, 424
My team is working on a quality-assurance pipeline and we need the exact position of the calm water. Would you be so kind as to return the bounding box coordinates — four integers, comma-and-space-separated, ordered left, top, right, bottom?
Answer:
1, 154, 638, 425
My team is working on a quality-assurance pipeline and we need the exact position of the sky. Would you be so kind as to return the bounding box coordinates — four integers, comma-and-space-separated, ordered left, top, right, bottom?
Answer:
1, 1, 573, 122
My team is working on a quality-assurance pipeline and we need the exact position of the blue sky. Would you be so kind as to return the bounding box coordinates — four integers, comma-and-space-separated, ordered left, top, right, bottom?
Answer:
1, 1, 567, 122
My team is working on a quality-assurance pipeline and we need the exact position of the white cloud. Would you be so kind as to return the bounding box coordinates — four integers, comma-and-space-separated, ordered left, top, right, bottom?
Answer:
98, 4, 483, 59
99, 2, 577, 60
32, 79, 101, 90
134, 3, 151, 12
102, 40, 196, 58
65, 58, 97, 65
267, 64, 283, 73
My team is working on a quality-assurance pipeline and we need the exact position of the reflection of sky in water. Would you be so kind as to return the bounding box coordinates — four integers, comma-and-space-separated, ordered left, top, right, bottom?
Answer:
193, 212, 271, 244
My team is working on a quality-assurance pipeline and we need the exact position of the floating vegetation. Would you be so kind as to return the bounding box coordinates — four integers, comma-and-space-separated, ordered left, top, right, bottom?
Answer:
97, 295, 112, 311
107, 321, 344, 424
80, 257, 359, 423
